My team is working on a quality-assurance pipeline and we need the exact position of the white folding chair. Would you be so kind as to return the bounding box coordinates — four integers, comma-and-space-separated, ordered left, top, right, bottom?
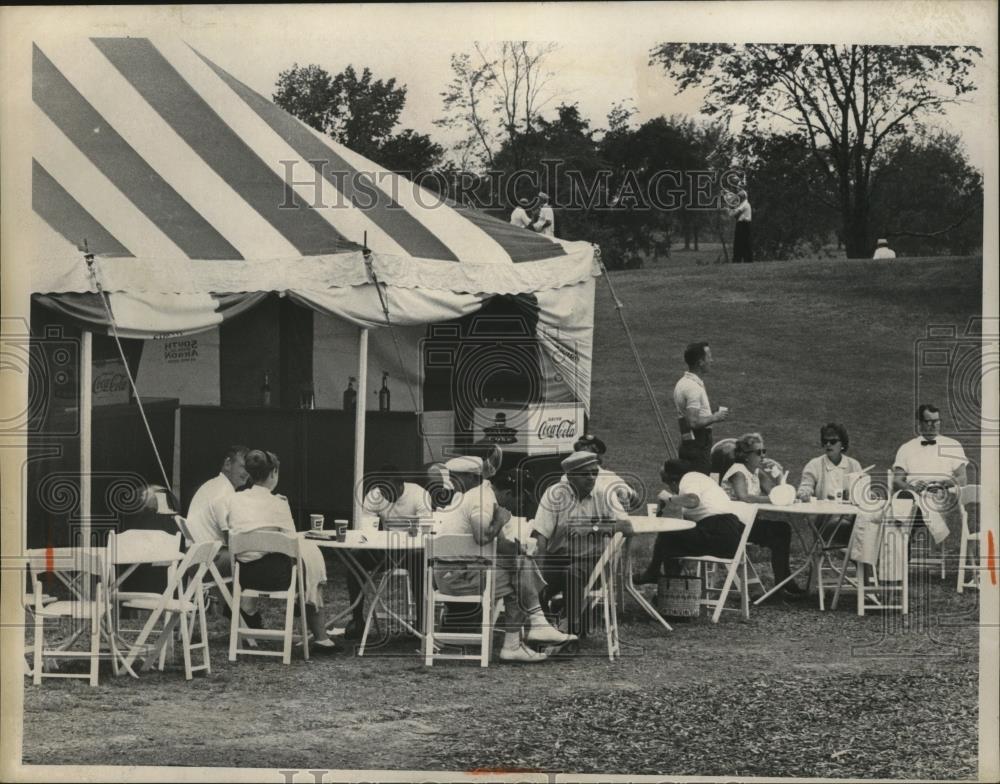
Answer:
956, 484, 982, 593
29, 548, 109, 687
423, 533, 497, 668
118, 541, 221, 679
175, 515, 235, 614
858, 492, 912, 615
228, 530, 309, 665
574, 525, 625, 661
677, 507, 759, 623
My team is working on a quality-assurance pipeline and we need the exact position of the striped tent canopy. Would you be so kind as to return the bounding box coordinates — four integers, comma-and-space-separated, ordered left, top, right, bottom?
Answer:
31, 37, 597, 407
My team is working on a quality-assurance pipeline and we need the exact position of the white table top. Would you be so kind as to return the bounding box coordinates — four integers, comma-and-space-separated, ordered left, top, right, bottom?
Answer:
755, 499, 858, 516
625, 516, 696, 535
302, 530, 427, 550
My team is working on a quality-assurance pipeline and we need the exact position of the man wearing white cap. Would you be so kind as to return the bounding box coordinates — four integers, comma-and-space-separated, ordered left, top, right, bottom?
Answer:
571, 433, 638, 511
533, 450, 630, 640
872, 238, 896, 259
533, 192, 555, 237
510, 197, 533, 229
434, 455, 575, 662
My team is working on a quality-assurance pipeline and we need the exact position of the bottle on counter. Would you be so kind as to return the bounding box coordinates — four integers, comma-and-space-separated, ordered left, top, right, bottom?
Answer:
378, 372, 391, 411
261, 371, 272, 407
343, 377, 357, 412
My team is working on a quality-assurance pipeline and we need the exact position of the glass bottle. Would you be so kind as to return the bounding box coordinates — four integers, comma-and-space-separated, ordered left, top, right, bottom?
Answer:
261, 371, 272, 407
343, 377, 357, 412
379, 372, 391, 412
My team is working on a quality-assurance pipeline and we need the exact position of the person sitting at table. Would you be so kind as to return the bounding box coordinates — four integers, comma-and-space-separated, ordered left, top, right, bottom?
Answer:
362, 465, 432, 525
797, 423, 864, 537
570, 433, 639, 512
186, 444, 249, 546
492, 467, 537, 520
424, 462, 456, 512
891, 403, 969, 545
639, 458, 746, 582
533, 451, 631, 640
720, 432, 804, 595
226, 449, 338, 653
436, 455, 574, 663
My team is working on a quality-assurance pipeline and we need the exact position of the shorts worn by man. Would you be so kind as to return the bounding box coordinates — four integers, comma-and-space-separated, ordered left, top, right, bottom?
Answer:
432, 456, 574, 663
674, 342, 729, 474
533, 450, 630, 639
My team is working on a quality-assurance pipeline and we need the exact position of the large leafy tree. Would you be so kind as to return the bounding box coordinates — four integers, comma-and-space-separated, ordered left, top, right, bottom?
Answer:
273, 64, 442, 175
650, 44, 981, 257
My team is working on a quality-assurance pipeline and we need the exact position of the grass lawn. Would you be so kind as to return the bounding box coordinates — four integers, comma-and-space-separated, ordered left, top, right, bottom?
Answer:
18, 256, 985, 778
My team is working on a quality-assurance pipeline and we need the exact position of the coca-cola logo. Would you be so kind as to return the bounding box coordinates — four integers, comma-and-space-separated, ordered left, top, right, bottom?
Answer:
537, 417, 577, 440
93, 373, 129, 394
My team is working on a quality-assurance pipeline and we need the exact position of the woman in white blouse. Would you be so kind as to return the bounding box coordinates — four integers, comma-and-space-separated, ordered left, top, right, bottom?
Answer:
721, 432, 804, 596
227, 450, 338, 653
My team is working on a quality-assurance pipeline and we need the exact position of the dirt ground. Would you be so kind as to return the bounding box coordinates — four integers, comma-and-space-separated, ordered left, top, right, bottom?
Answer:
20, 567, 980, 779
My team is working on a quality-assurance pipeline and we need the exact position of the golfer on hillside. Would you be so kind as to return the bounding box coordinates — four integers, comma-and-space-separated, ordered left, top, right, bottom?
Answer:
730, 189, 753, 263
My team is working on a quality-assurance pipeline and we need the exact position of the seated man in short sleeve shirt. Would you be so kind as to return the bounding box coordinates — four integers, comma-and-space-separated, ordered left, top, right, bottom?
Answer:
533, 451, 631, 639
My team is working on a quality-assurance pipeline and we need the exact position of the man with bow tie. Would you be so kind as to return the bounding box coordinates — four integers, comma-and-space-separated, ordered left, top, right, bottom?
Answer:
891, 403, 969, 547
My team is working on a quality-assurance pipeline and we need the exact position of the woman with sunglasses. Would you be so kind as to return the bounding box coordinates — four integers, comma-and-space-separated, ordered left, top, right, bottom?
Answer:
797, 423, 864, 502
721, 432, 805, 596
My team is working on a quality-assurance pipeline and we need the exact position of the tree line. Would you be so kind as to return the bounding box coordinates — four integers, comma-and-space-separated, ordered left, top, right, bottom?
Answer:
273, 42, 983, 266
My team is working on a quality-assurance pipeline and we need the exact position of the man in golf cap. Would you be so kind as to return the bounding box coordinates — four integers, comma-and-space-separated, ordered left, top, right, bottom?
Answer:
433, 455, 575, 662
533, 450, 630, 642
571, 433, 638, 511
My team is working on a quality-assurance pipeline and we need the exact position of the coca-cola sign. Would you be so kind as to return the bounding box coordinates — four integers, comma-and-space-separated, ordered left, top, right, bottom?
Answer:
92, 359, 130, 406
474, 404, 583, 454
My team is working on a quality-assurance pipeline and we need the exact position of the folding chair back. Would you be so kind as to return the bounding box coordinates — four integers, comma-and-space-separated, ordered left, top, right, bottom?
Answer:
29, 547, 108, 687
228, 530, 308, 665
957, 484, 982, 593
677, 506, 758, 623
175, 514, 235, 615
858, 489, 913, 615
118, 541, 220, 679
423, 533, 497, 668
572, 526, 624, 660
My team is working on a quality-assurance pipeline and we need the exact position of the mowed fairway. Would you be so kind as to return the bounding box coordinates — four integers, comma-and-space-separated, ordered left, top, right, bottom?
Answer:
20, 256, 984, 778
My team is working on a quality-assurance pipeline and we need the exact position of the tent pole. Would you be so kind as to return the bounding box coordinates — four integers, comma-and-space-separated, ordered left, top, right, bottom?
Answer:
352, 328, 369, 528
80, 329, 93, 554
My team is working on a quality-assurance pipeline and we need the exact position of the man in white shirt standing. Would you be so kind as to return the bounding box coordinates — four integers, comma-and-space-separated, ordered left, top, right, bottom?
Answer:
185, 445, 249, 545
533, 192, 555, 237
674, 342, 729, 475
730, 189, 753, 263
892, 403, 969, 545
872, 238, 897, 260
509, 197, 533, 229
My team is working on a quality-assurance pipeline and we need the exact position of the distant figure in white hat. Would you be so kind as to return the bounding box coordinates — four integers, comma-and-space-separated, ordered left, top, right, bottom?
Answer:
509, 197, 533, 230
533, 192, 555, 237
872, 238, 896, 260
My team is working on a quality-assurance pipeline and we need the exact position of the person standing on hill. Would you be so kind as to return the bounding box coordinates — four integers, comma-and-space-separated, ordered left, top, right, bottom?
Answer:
533, 192, 555, 237
673, 342, 729, 475
510, 197, 533, 229
730, 189, 753, 263
873, 238, 897, 259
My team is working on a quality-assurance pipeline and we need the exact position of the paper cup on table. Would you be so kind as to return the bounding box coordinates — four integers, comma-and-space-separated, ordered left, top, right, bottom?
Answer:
646, 503, 659, 518
310, 514, 325, 531
334, 519, 349, 542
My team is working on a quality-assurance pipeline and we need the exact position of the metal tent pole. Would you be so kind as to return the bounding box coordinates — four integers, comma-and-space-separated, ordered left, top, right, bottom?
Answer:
352, 328, 369, 528
80, 329, 93, 558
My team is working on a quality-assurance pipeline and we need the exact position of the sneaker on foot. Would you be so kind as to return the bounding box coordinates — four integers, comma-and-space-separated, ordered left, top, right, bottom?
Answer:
499, 644, 548, 663
525, 624, 578, 645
